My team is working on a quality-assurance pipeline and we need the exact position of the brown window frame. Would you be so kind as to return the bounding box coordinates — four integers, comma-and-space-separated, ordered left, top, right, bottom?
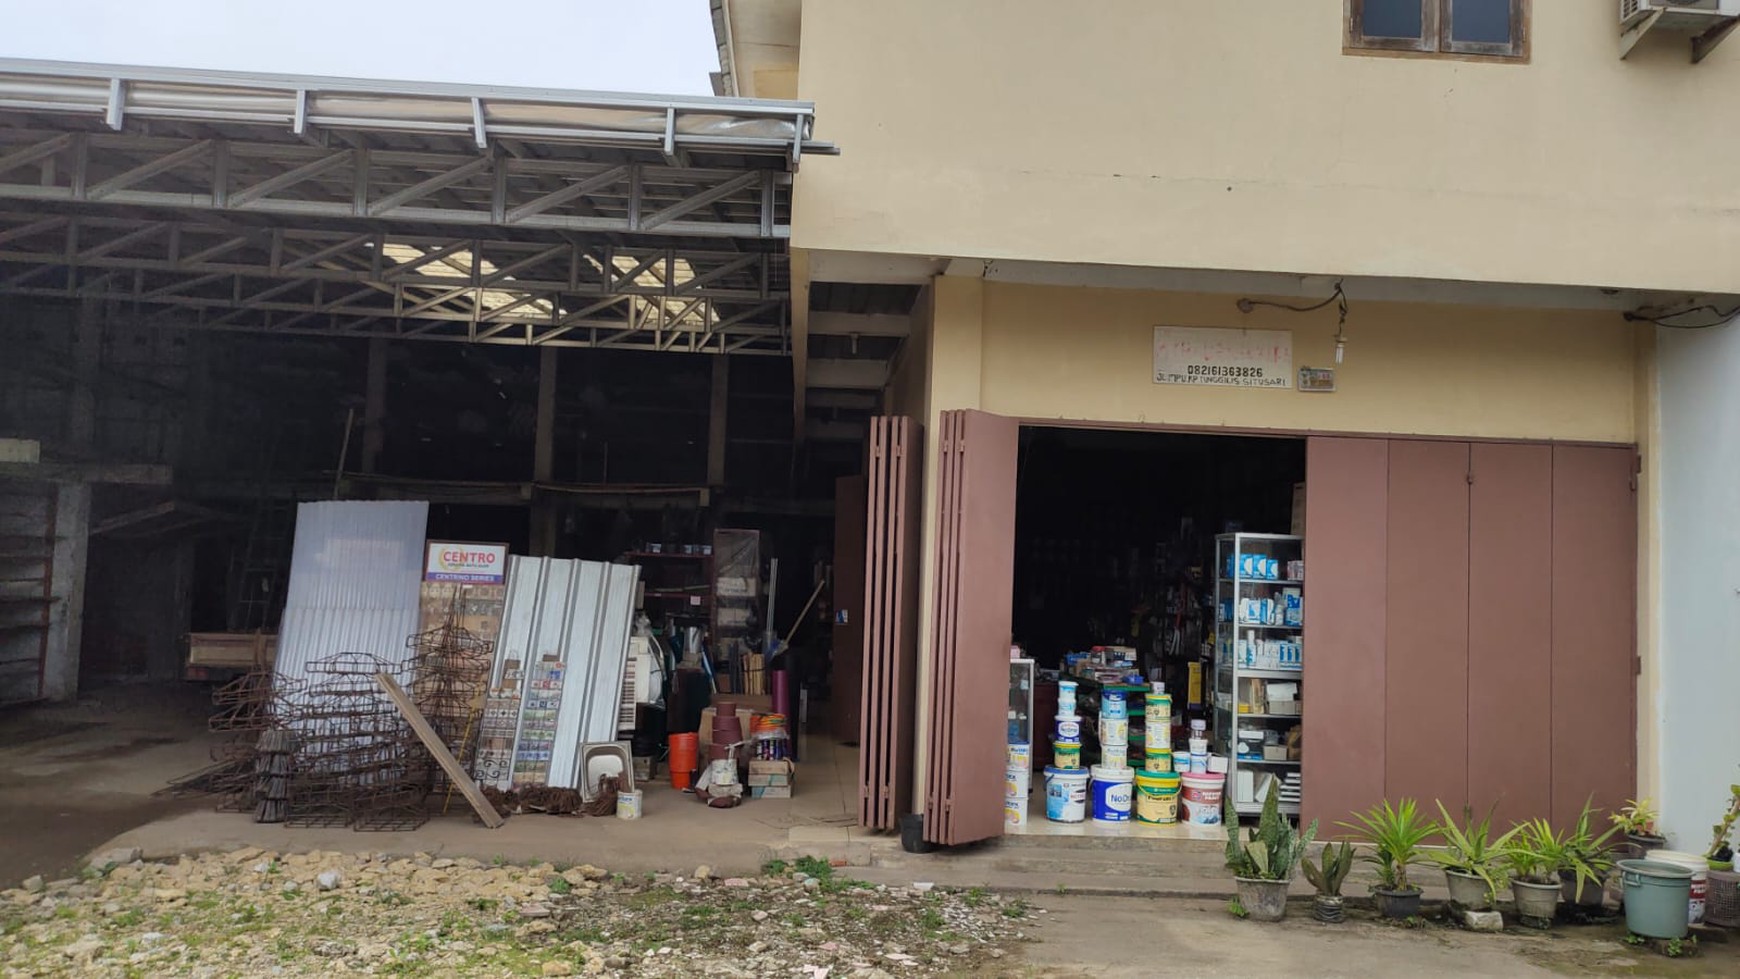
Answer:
1346, 0, 1530, 63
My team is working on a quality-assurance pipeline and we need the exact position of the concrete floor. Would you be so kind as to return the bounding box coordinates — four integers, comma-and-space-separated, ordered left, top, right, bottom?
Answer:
0, 682, 215, 885
0, 684, 882, 886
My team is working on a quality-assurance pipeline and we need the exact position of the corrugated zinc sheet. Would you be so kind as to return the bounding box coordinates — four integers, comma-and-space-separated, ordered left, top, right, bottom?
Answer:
493, 556, 639, 790
274, 501, 429, 707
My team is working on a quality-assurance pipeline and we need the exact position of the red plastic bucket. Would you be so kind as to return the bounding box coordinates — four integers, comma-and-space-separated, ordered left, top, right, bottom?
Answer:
668, 732, 698, 790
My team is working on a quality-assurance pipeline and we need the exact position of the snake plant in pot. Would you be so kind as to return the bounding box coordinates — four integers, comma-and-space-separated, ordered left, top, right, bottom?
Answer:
1224, 781, 1318, 922
1302, 840, 1355, 923
1338, 798, 1437, 919
1561, 798, 1618, 906
1427, 801, 1519, 911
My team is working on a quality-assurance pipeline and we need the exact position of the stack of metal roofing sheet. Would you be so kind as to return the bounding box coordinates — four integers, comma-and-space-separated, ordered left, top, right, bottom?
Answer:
488, 556, 640, 790
273, 501, 429, 711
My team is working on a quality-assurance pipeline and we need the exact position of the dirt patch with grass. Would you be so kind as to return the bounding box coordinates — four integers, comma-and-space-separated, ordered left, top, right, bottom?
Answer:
1, 849, 1029, 977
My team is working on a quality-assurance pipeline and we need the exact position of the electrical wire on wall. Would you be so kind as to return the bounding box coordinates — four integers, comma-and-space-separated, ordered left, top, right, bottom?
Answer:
1237, 280, 1350, 363
1623, 303, 1740, 330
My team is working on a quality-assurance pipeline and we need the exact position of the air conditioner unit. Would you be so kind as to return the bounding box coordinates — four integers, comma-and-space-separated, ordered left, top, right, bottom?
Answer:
1621, 0, 1740, 61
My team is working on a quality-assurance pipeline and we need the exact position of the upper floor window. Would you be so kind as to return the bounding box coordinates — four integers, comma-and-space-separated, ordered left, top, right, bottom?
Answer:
1347, 0, 1529, 61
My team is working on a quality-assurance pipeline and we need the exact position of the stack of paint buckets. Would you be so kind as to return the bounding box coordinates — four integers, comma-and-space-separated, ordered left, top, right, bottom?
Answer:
1005, 741, 1031, 827
1090, 688, 1134, 823
1043, 679, 1090, 823
1133, 686, 1181, 824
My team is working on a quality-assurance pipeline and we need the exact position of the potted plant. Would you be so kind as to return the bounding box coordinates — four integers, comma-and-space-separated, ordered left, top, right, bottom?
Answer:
1505, 819, 1570, 925
1339, 798, 1436, 919
1302, 840, 1354, 923
1561, 797, 1618, 907
1427, 801, 1519, 910
1224, 781, 1318, 922
1707, 782, 1739, 871
1611, 799, 1666, 854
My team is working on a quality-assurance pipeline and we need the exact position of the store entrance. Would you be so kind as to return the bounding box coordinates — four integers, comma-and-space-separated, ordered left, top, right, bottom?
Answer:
1006, 426, 1305, 837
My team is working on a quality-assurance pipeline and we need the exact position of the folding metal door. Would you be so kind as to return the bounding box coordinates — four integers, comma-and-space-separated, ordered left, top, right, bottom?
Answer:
857, 417, 924, 830
921, 410, 1018, 846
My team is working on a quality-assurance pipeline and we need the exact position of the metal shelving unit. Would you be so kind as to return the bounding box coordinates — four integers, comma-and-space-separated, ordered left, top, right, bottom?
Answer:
1213, 533, 1304, 817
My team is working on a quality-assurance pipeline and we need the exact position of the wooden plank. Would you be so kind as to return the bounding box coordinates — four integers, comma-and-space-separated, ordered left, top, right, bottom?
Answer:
375, 672, 505, 829
1468, 442, 1552, 828
1383, 440, 1471, 814
1300, 437, 1389, 826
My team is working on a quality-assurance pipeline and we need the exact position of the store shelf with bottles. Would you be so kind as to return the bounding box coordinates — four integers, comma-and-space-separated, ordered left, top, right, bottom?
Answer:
1213, 532, 1304, 817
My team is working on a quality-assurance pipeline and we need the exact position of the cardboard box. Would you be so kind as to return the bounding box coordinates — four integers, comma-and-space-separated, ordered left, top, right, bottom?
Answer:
750, 785, 791, 799
1263, 745, 1290, 762
696, 696, 776, 752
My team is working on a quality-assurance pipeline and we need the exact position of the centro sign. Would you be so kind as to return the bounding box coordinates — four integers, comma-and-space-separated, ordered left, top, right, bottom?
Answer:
424, 540, 509, 584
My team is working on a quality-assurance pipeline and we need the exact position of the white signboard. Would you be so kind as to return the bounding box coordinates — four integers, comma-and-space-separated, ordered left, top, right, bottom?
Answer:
424, 540, 509, 583
1152, 327, 1292, 389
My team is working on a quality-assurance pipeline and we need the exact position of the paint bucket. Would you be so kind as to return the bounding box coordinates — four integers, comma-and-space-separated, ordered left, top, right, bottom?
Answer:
1005, 764, 1031, 828
1006, 741, 1032, 771
1143, 745, 1172, 773
1134, 770, 1182, 824
1053, 742, 1082, 769
1181, 771, 1226, 825
1100, 690, 1128, 720
1057, 680, 1078, 716
1044, 765, 1089, 823
1099, 717, 1129, 745
1102, 744, 1129, 769
1653, 851, 1710, 925
1054, 715, 1082, 743
1090, 764, 1134, 822
1188, 752, 1209, 774
668, 732, 698, 790
708, 758, 736, 785
616, 788, 642, 820
1144, 692, 1171, 733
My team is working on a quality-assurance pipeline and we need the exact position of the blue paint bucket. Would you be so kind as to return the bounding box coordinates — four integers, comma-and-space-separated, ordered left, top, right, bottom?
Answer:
1090, 764, 1134, 822
1054, 715, 1082, 743
1100, 690, 1128, 720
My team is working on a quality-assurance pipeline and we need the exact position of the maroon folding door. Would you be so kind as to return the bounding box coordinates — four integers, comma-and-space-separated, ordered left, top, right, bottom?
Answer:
832, 475, 867, 746
857, 418, 924, 830
1467, 443, 1553, 828
1549, 446, 1636, 827
1383, 441, 1471, 816
1301, 437, 1389, 827
922, 410, 1019, 846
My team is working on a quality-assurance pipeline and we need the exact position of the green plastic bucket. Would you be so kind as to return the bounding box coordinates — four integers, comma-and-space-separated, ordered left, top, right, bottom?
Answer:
1619, 859, 1692, 940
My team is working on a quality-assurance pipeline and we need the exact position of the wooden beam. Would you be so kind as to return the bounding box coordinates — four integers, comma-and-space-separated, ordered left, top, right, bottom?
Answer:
374, 672, 505, 828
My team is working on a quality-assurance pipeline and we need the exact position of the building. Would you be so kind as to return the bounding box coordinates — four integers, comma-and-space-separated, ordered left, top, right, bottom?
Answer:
714, 0, 1740, 848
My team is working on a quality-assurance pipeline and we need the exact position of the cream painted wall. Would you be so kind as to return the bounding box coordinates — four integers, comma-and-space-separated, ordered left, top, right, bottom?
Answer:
977, 282, 1639, 443
794, 0, 1740, 294
898, 276, 1643, 813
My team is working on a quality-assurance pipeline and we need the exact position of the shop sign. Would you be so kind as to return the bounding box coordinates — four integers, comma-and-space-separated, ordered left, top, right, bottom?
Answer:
424, 540, 509, 583
1152, 326, 1292, 389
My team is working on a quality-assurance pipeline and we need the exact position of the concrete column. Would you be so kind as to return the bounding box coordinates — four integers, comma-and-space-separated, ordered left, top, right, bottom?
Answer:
361, 337, 388, 473
707, 355, 729, 487
529, 348, 559, 555
43, 483, 90, 701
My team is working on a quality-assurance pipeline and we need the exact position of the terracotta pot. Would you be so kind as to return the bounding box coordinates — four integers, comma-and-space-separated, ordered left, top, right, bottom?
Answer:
1373, 887, 1422, 919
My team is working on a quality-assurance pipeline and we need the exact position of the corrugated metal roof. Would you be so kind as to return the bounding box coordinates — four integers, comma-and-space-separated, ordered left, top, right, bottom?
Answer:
274, 500, 429, 707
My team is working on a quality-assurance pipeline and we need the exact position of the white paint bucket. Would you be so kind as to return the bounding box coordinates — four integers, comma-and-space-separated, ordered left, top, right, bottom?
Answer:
1181, 771, 1226, 825
1044, 765, 1089, 823
616, 789, 642, 820
1654, 851, 1710, 925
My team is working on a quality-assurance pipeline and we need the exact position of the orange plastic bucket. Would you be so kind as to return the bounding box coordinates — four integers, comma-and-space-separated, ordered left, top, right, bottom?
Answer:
669, 732, 699, 790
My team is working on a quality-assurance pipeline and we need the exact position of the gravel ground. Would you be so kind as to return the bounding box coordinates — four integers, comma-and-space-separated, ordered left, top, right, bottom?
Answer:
0, 848, 1028, 978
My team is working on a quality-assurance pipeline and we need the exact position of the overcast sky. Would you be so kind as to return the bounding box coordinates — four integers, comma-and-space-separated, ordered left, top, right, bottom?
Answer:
0, 0, 721, 95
